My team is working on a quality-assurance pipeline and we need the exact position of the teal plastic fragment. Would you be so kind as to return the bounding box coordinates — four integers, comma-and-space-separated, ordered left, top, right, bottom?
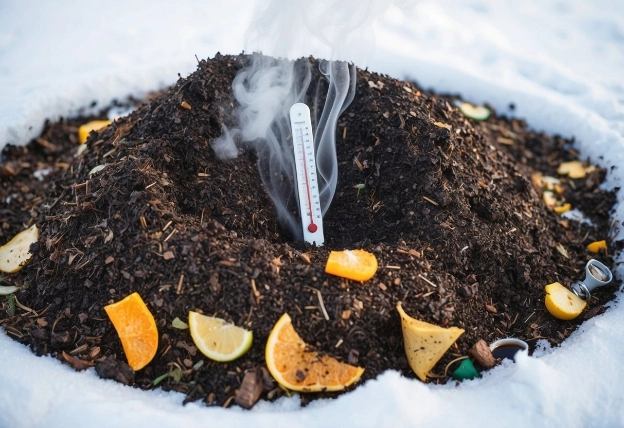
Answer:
452, 359, 479, 381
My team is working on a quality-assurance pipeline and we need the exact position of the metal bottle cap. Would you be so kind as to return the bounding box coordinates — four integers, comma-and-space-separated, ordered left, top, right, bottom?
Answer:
570, 259, 613, 300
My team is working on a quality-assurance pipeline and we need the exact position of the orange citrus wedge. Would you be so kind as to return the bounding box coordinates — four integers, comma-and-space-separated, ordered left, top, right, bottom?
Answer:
325, 249, 378, 282
586, 240, 607, 253
104, 292, 158, 371
265, 313, 364, 392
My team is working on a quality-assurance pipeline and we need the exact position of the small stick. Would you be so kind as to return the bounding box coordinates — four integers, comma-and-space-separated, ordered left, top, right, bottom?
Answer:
335, 339, 344, 348
176, 274, 185, 294
444, 356, 469, 377
422, 196, 439, 206
316, 289, 330, 321
145, 181, 157, 189
382, 265, 401, 270
418, 274, 438, 288
164, 228, 177, 242
250, 279, 260, 298
524, 311, 536, 323
162, 220, 173, 232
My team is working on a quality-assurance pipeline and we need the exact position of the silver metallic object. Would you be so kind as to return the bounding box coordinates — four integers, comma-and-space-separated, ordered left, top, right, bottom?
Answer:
570, 259, 613, 300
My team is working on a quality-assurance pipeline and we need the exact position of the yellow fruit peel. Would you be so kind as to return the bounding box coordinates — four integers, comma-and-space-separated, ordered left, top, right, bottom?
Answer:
0, 224, 39, 273
542, 191, 557, 209
544, 282, 586, 320
78, 120, 112, 144
554, 203, 572, 214
325, 249, 378, 282
397, 302, 464, 382
188, 311, 252, 362
586, 240, 607, 253
557, 161, 586, 179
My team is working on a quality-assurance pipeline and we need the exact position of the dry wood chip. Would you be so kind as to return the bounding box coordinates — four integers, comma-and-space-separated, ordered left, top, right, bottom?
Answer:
105, 256, 114, 264
61, 351, 95, 371
485, 304, 497, 314
180, 101, 192, 110
299, 253, 311, 264
235, 369, 264, 409
469, 339, 497, 368
163, 251, 175, 260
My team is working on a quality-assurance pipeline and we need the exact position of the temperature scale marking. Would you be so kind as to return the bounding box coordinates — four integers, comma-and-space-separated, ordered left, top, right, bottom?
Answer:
289, 103, 324, 246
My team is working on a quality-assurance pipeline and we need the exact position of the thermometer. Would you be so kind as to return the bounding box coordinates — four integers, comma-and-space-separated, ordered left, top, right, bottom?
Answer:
289, 103, 324, 246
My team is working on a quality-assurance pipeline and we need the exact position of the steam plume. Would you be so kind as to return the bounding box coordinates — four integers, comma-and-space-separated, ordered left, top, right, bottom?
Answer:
211, 0, 394, 239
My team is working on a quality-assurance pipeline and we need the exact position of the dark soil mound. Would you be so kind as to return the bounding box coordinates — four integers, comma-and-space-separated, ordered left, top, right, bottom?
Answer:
0, 54, 619, 407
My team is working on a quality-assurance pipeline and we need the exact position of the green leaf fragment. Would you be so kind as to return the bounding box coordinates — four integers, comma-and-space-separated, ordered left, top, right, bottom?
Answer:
172, 317, 189, 329
152, 372, 171, 386
7, 294, 16, 316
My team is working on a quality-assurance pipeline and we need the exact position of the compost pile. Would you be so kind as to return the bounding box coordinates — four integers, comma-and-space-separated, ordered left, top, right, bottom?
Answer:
0, 54, 619, 407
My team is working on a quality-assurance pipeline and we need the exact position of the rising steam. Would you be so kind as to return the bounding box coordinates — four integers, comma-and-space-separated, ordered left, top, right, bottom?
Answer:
211, 0, 393, 240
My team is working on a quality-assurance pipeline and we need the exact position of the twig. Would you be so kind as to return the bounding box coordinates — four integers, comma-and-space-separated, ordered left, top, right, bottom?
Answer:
418, 274, 438, 288
164, 228, 177, 242
316, 289, 330, 321
444, 356, 469, 377
176, 274, 185, 294
422, 196, 439, 206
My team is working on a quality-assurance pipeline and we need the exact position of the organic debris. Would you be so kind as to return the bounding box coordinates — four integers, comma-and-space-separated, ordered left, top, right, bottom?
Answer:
0, 54, 620, 407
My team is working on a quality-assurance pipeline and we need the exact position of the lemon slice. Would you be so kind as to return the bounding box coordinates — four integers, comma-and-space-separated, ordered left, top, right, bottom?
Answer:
188, 311, 253, 362
0, 224, 39, 273
544, 282, 586, 320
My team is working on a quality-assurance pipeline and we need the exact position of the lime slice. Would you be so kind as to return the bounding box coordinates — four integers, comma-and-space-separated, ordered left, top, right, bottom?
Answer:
188, 311, 252, 362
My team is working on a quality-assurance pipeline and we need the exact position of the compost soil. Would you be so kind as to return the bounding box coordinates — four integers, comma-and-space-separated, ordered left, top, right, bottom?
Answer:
0, 54, 620, 408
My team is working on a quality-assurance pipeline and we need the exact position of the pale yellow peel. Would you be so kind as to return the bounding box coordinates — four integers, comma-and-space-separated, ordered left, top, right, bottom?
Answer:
557, 161, 586, 179
0, 225, 39, 273
188, 311, 252, 362
544, 282, 586, 320
397, 302, 464, 382
78, 120, 111, 144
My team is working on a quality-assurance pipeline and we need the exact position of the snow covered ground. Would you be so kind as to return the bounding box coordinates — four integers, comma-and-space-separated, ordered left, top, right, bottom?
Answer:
1, 0, 623, 426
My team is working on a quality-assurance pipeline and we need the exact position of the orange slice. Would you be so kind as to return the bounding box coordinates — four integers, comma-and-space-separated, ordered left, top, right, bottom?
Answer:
586, 240, 607, 253
104, 292, 158, 371
325, 249, 378, 282
265, 313, 364, 392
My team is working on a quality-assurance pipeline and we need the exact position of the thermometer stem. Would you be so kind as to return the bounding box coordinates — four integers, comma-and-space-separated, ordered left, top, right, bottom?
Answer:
299, 129, 317, 233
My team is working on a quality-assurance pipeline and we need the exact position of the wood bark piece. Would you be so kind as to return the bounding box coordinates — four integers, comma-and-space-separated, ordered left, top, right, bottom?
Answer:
235, 368, 264, 409
469, 339, 497, 368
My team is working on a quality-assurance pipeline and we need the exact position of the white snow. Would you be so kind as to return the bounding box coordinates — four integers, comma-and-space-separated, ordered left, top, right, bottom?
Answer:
1, 0, 624, 426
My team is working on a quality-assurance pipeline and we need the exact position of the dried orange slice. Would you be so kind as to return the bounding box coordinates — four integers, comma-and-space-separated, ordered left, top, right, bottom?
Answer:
265, 313, 364, 392
325, 249, 378, 282
78, 120, 111, 144
104, 292, 158, 371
